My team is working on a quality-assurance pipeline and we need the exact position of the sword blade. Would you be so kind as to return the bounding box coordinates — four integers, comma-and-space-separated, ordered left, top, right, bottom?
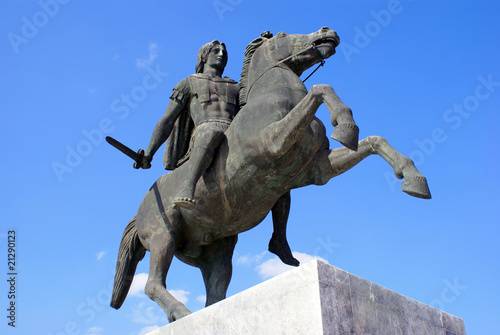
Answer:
105, 136, 142, 162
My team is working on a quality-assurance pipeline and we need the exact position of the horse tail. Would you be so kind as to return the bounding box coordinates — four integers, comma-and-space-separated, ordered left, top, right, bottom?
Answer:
110, 216, 146, 309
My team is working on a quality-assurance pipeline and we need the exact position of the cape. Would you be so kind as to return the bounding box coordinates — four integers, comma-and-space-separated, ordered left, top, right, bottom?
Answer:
163, 74, 238, 170
163, 105, 193, 170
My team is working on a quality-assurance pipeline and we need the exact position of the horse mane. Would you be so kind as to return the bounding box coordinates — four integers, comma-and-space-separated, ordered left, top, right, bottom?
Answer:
239, 31, 273, 107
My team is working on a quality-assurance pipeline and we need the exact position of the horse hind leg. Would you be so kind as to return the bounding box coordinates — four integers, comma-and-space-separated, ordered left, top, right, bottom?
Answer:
144, 226, 191, 322
198, 235, 238, 306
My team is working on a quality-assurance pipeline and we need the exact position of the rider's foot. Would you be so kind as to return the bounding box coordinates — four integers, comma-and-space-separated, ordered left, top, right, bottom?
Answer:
268, 233, 300, 267
173, 197, 196, 209
331, 123, 359, 151
174, 185, 196, 209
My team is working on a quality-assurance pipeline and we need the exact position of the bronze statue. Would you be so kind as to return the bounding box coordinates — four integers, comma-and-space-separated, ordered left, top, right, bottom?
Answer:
110, 28, 431, 323
120, 39, 298, 265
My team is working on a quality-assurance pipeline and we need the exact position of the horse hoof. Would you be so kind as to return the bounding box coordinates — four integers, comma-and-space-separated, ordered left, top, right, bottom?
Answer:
402, 176, 431, 199
169, 304, 191, 323
174, 197, 197, 209
331, 123, 359, 151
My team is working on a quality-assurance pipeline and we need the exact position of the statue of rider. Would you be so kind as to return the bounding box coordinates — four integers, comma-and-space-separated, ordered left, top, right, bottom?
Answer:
136, 40, 236, 208
137, 40, 299, 266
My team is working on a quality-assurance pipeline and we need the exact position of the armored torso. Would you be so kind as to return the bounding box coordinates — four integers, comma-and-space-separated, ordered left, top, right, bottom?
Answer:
186, 74, 239, 125
165, 74, 240, 169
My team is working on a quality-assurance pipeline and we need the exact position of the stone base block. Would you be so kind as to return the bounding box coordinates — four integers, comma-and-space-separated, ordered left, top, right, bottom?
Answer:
148, 260, 465, 335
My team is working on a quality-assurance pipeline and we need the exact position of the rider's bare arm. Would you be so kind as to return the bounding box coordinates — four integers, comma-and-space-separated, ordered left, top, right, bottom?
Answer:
141, 99, 185, 168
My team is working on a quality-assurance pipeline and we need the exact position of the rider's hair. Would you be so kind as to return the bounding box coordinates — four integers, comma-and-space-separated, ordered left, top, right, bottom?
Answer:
195, 40, 227, 74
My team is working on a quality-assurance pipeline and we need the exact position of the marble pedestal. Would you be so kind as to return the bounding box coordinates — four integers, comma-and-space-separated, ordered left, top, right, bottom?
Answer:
148, 259, 465, 335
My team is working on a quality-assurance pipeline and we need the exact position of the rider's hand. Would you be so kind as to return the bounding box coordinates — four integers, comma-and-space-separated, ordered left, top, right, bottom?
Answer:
133, 150, 152, 169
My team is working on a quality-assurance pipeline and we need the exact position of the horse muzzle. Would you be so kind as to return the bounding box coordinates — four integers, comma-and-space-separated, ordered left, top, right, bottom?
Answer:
313, 27, 339, 49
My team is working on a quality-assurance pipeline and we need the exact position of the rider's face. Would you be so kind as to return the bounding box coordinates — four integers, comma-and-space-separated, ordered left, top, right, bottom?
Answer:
205, 44, 227, 71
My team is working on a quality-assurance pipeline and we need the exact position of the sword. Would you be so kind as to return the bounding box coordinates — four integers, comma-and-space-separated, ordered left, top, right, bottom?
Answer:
105, 136, 145, 169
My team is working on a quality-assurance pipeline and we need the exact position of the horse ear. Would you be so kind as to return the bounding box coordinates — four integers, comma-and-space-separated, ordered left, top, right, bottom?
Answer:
261, 31, 273, 38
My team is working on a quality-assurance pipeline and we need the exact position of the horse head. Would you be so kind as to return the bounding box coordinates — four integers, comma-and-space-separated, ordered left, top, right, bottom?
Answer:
257, 27, 339, 75
240, 28, 340, 105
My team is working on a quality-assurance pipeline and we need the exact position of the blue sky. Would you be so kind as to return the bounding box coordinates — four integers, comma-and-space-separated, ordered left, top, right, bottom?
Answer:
1, 0, 499, 334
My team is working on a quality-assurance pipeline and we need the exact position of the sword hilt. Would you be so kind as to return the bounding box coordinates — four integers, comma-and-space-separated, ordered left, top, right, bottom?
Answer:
133, 149, 146, 169
105, 136, 149, 169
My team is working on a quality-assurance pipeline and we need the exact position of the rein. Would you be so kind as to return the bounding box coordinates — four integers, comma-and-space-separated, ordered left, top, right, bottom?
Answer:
246, 43, 326, 97
302, 60, 325, 83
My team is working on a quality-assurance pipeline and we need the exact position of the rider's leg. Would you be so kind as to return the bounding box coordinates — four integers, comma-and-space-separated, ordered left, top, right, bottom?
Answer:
174, 125, 225, 208
268, 191, 300, 266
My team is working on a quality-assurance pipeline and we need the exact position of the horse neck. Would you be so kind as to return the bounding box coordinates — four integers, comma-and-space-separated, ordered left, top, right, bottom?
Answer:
247, 56, 304, 97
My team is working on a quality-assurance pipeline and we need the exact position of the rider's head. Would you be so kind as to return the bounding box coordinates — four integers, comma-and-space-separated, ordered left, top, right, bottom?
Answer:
196, 40, 227, 74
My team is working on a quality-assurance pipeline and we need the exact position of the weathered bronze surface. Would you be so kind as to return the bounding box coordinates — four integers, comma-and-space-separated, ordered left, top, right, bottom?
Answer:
110, 28, 431, 323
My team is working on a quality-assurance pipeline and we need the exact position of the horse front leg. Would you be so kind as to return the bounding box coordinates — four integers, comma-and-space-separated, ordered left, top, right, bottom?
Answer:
314, 84, 359, 151
306, 138, 374, 186
303, 136, 431, 199
365, 136, 431, 199
263, 84, 358, 158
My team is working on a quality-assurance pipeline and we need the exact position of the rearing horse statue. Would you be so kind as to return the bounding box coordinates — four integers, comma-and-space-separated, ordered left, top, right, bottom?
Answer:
110, 27, 431, 322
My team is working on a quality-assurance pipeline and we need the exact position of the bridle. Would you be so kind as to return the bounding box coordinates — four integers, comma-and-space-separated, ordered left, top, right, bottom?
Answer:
246, 42, 326, 98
